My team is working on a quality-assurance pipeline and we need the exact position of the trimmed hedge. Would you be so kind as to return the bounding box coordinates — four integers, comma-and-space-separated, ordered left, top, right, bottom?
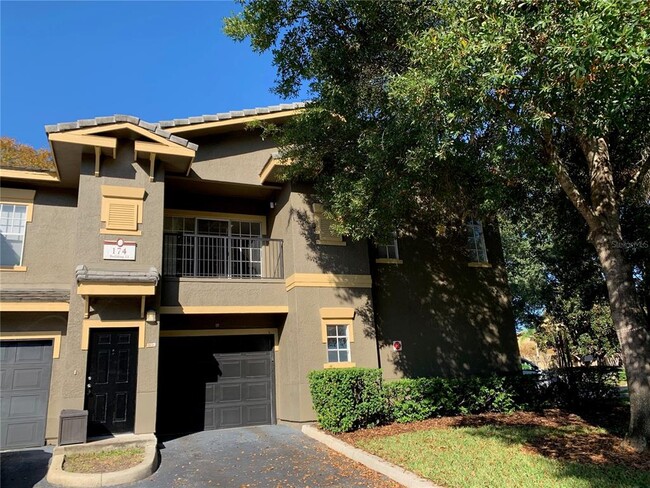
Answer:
308, 368, 387, 433
308, 368, 620, 433
384, 375, 517, 423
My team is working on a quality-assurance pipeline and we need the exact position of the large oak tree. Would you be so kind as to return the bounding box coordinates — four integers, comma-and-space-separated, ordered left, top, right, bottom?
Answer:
226, 0, 650, 449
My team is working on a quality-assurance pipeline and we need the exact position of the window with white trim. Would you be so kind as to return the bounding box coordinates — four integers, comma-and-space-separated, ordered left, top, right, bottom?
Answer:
326, 325, 351, 363
466, 219, 488, 262
0, 204, 28, 267
376, 238, 399, 260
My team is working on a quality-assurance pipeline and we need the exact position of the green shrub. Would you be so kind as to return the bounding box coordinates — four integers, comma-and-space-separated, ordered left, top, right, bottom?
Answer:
384, 378, 455, 423
384, 375, 518, 423
546, 367, 620, 407
308, 368, 387, 433
450, 375, 517, 414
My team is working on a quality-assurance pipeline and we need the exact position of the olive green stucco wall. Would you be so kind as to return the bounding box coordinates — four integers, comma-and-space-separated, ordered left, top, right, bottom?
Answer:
372, 223, 520, 380
57, 142, 165, 438
0, 187, 77, 287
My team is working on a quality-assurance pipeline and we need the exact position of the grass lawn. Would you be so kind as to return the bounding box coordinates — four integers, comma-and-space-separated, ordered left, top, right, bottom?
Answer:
339, 410, 649, 488
63, 447, 145, 473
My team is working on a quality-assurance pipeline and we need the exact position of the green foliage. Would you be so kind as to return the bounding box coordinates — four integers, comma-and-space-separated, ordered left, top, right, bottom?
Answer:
309, 368, 619, 432
384, 378, 454, 423
229, 1, 650, 444
307, 368, 386, 433
385, 375, 517, 423
548, 367, 621, 407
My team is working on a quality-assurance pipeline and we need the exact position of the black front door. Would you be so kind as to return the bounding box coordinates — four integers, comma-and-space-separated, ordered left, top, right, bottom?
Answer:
85, 328, 138, 436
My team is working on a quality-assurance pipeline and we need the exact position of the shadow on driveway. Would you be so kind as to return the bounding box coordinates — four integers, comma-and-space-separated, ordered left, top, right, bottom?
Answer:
1, 448, 52, 488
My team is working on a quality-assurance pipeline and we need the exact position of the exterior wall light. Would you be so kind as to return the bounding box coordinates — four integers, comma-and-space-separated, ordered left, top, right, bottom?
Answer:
145, 309, 157, 323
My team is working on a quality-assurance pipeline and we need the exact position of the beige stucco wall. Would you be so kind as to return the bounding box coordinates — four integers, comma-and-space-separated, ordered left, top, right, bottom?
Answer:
276, 287, 378, 423
0, 312, 69, 442
58, 141, 165, 435
269, 183, 378, 423
161, 279, 287, 309
0, 187, 77, 287
189, 131, 277, 185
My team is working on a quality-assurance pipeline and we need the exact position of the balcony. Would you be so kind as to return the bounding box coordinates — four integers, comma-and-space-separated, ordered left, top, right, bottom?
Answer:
163, 233, 284, 279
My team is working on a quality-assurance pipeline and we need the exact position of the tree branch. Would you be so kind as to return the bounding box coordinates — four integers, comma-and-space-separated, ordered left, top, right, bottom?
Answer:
545, 136, 599, 230
620, 145, 650, 202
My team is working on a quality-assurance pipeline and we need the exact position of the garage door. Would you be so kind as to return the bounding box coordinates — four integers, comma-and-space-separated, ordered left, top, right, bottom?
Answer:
205, 351, 274, 430
157, 335, 275, 435
0, 340, 53, 450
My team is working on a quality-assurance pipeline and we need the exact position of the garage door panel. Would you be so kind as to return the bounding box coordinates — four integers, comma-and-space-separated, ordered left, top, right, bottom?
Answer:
6, 392, 48, 418
5, 419, 45, 448
1, 341, 53, 450
219, 360, 243, 379
246, 404, 271, 425
11, 367, 47, 390
245, 359, 271, 377
245, 382, 270, 401
0, 346, 15, 363
15, 344, 49, 363
219, 384, 243, 403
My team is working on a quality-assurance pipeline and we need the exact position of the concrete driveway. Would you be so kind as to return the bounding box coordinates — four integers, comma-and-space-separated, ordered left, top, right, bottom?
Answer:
3, 426, 400, 488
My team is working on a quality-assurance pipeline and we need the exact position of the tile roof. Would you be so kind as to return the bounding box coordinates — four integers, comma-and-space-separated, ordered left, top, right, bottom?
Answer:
75, 265, 160, 285
158, 102, 305, 129
45, 115, 198, 152
0, 289, 70, 302
44, 103, 305, 152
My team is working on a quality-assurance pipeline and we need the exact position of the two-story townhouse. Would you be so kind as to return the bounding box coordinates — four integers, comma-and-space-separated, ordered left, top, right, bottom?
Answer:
0, 104, 520, 449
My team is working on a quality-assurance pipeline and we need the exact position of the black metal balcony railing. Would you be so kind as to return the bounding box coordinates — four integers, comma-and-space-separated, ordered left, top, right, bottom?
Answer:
163, 233, 284, 279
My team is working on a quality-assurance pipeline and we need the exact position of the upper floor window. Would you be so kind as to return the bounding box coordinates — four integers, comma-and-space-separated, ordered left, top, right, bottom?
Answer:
313, 203, 345, 246
163, 214, 269, 278
0, 188, 35, 270
0, 204, 28, 267
466, 219, 488, 263
376, 228, 401, 263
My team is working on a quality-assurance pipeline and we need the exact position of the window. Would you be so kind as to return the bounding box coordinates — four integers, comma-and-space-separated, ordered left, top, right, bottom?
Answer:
100, 186, 145, 235
163, 215, 265, 278
466, 219, 488, 263
320, 307, 355, 367
0, 204, 28, 267
313, 203, 345, 246
0, 188, 35, 270
375, 233, 402, 264
326, 325, 350, 363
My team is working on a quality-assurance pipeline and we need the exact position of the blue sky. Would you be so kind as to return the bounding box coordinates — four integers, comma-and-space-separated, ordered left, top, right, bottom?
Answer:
1, 1, 302, 148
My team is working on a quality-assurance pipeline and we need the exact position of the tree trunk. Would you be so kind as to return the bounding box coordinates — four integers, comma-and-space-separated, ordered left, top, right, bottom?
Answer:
577, 135, 650, 451
552, 135, 650, 451
592, 231, 650, 452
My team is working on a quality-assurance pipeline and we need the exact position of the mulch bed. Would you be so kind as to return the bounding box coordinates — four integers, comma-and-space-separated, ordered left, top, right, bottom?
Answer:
336, 409, 650, 471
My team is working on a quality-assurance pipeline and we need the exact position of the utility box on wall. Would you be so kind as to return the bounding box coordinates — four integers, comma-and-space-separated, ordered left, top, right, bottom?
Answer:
58, 410, 88, 446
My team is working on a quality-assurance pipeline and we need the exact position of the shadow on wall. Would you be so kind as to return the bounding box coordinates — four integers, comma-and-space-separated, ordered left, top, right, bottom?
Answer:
291, 192, 519, 379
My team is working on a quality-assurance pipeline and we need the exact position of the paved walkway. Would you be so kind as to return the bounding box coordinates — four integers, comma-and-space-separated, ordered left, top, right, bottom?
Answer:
2, 426, 400, 487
